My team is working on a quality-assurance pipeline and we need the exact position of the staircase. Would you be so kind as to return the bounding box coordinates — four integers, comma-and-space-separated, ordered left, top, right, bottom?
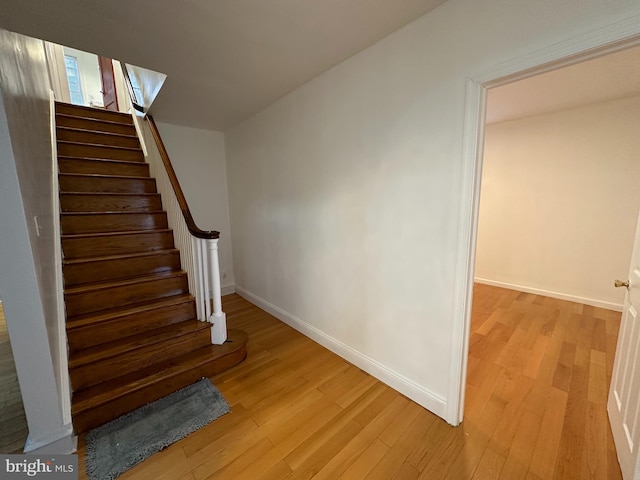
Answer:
56, 102, 247, 433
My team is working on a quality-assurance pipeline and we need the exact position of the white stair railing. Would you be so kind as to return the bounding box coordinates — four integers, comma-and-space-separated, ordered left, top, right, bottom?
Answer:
137, 116, 227, 344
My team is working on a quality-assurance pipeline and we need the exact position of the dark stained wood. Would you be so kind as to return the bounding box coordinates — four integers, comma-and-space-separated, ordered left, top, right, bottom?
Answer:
56, 127, 139, 148
62, 230, 175, 258
57, 141, 144, 162
60, 192, 162, 213
59, 173, 157, 193
64, 271, 189, 317
71, 330, 248, 433
63, 249, 181, 287
98, 56, 118, 112
58, 157, 149, 176
56, 102, 132, 124
146, 116, 219, 240
69, 322, 211, 390
66, 294, 197, 351
60, 211, 168, 234
55, 114, 137, 135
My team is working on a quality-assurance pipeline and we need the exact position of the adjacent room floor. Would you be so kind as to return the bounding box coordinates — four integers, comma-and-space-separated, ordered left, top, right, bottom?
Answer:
74, 285, 622, 479
0, 302, 29, 454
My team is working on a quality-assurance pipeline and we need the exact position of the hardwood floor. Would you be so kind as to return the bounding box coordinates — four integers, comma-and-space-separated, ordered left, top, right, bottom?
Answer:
75, 285, 623, 479
0, 301, 29, 453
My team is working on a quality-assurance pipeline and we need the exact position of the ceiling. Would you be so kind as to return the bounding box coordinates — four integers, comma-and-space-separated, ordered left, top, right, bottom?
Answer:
486, 45, 640, 124
0, 0, 447, 131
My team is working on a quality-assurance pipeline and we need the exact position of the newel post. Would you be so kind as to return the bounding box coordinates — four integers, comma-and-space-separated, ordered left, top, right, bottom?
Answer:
208, 238, 227, 344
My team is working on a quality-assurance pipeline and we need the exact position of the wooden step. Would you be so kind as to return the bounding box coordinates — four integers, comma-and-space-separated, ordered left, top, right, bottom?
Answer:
64, 271, 189, 317
69, 321, 212, 390
55, 114, 137, 136
60, 193, 162, 213
58, 157, 149, 176
59, 173, 157, 194
55, 102, 134, 124
71, 329, 248, 432
61, 211, 168, 235
63, 249, 181, 287
56, 127, 140, 149
57, 141, 144, 162
66, 294, 197, 352
62, 230, 175, 258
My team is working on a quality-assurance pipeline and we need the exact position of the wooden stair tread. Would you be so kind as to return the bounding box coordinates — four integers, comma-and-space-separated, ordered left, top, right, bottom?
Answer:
61, 210, 165, 216
56, 126, 138, 140
61, 192, 160, 197
55, 103, 134, 124
68, 320, 209, 369
62, 228, 173, 240
59, 172, 154, 181
64, 270, 186, 296
63, 248, 179, 265
58, 156, 147, 167
71, 329, 248, 414
55, 112, 133, 126
57, 140, 141, 153
66, 293, 194, 330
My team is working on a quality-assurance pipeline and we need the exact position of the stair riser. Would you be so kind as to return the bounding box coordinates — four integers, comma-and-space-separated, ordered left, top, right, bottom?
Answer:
57, 128, 140, 149
62, 231, 174, 258
56, 115, 136, 136
70, 328, 211, 390
58, 142, 144, 162
59, 158, 149, 177
71, 344, 246, 432
55, 104, 134, 124
67, 300, 197, 352
63, 251, 181, 287
59, 175, 157, 194
61, 194, 162, 213
65, 275, 189, 317
61, 212, 168, 235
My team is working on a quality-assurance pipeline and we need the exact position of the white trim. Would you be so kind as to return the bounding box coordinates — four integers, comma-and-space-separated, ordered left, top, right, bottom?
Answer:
474, 278, 623, 312
453, 17, 640, 426
235, 285, 448, 420
24, 426, 76, 454
50, 91, 72, 428
129, 106, 148, 157
221, 284, 236, 296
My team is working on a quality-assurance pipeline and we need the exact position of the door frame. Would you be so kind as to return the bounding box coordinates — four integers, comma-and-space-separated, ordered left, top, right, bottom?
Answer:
449, 17, 640, 425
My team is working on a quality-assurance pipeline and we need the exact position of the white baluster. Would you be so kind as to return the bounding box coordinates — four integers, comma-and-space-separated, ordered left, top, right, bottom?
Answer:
192, 236, 204, 321
208, 238, 227, 344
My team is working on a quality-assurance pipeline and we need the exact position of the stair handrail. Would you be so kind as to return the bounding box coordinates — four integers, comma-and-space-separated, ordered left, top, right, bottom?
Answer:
146, 116, 220, 240
141, 115, 226, 344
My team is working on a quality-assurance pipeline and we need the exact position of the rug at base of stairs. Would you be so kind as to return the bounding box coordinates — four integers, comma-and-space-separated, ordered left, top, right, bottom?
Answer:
85, 378, 229, 480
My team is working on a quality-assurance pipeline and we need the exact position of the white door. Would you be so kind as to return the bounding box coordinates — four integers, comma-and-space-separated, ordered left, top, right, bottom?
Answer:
609, 210, 640, 480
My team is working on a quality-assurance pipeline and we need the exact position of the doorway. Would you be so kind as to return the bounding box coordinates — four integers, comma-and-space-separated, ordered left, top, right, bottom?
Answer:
0, 296, 28, 453
460, 35, 640, 478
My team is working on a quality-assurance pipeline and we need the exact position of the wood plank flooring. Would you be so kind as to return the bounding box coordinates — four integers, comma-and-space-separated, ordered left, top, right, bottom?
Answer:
75, 284, 623, 479
0, 301, 29, 453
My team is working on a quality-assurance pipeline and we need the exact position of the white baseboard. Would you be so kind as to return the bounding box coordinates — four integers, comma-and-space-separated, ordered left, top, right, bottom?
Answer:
221, 284, 236, 296
234, 286, 449, 421
474, 278, 623, 312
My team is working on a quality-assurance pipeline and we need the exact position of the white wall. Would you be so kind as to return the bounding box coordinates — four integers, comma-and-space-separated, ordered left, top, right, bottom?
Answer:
155, 122, 235, 292
0, 29, 73, 451
476, 97, 640, 310
225, 0, 640, 422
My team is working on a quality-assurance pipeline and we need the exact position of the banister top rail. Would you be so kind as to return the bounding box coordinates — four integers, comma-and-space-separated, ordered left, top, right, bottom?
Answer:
146, 115, 220, 240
